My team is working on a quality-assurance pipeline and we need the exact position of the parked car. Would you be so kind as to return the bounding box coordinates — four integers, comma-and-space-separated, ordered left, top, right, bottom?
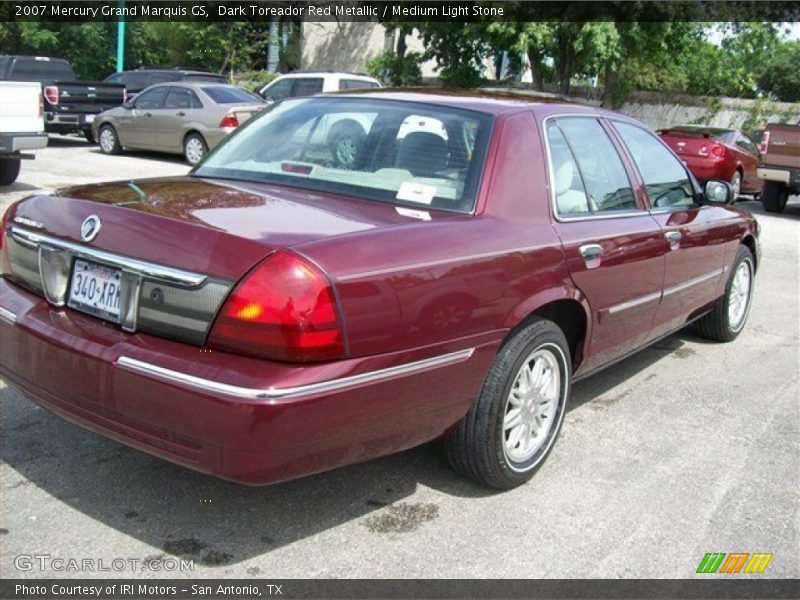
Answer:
0, 92, 759, 490
658, 125, 762, 199
259, 70, 380, 103
0, 56, 124, 142
756, 123, 800, 213
0, 81, 48, 185
104, 67, 227, 101
92, 82, 265, 165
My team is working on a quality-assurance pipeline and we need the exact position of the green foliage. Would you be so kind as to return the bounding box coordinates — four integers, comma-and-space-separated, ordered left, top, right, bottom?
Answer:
757, 40, 800, 103
366, 50, 423, 87
235, 71, 278, 94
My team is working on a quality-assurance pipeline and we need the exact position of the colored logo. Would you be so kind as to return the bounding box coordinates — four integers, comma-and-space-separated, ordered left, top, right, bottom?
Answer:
696, 552, 773, 574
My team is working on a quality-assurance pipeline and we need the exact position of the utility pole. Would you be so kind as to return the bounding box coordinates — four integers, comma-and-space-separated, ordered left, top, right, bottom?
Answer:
116, 0, 126, 72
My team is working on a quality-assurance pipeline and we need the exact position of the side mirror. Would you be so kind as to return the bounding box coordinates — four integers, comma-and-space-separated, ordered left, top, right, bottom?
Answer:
703, 179, 735, 204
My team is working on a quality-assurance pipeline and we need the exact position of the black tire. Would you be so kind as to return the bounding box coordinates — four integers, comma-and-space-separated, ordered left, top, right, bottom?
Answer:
98, 124, 121, 155
0, 158, 21, 186
444, 319, 571, 489
762, 181, 788, 213
695, 245, 755, 342
183, 133, 207, 166
83, 129, 96, 144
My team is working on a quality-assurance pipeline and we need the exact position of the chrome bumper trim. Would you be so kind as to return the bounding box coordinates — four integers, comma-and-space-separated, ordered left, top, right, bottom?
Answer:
8, 226, 207, 288
0, 306, 17, 324
116, 348, 476, 402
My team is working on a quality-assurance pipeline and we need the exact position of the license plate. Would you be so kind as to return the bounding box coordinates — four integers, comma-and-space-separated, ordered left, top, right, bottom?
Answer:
68, 259, 122, 322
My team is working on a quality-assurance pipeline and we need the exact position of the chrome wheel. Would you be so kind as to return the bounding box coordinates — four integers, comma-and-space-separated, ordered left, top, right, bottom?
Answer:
731, 171, 742, 198
185, 137, 205, 165
728, 258, 752, 331
99, 128, 116, 154
502, 347, 561, 465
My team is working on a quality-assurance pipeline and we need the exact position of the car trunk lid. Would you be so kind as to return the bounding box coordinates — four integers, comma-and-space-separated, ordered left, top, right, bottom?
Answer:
761, 124, 800, 170
659, 130, 726, 158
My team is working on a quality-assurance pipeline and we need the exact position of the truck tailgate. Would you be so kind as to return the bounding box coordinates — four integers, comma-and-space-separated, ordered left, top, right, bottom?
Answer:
0, 82, 44, 134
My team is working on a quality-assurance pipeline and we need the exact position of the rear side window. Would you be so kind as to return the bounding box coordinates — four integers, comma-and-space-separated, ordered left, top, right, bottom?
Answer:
612, 121, 695, 209
339, 79, 380, 90
121, 72, 151, 90
165, 87, 202, 109
290, 78, 324, 98
547, 117, 637, 216
8, 58, 76, 82
202, 85, 261, 104
184, 74, 226, 84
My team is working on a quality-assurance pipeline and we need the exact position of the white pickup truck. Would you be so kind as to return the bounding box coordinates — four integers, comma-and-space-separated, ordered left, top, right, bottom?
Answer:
0, 81, 48, 185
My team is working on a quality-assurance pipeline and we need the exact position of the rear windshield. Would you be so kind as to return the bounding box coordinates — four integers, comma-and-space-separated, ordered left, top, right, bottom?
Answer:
202, 85, 261, 104
195, 97, 493, 213
7, 58, 75, 82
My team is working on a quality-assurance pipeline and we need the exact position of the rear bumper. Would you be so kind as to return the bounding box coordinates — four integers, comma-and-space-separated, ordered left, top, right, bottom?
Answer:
44, 112, 97, 132
0, 278, 496, 484
0, 133, 47, 154
758, 166, 800, 188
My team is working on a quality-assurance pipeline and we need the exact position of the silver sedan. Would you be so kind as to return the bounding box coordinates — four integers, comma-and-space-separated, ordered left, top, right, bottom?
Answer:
92, 82, 266, 165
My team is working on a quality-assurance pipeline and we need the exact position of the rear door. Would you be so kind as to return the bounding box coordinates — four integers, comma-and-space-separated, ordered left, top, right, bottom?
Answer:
611, 120, 731, 339
152, 86, 203, 150
289, 77, 324, 98
545, 116, 667, 372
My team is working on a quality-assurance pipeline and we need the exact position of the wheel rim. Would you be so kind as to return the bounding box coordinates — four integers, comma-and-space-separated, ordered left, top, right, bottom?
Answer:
334, 137, 357, 168
731, 172, 741, 197
728, 259, 752, 331
502, 347, 561, 465
185, 138, 205, 164
100, 128, 115, 153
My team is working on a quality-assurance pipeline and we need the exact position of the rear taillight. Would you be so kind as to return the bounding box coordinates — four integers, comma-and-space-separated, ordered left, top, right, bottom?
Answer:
758, 131, 770, 154
219, 112, 239, 128
44, 85, 59, 105
208, 251, 344, 362
711, 144, 725, 157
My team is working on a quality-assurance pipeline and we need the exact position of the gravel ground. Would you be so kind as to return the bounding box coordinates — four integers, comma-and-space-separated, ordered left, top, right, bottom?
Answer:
1, 136, 798, 579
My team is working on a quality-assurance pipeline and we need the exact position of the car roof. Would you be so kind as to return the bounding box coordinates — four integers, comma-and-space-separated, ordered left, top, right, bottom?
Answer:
319, 87, 626, 118
144, 81, 248, 92
276, 71, 378, 80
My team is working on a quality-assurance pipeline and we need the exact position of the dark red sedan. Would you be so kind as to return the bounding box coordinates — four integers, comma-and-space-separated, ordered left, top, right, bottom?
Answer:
0, 92, 759, 489
658, 126, 763, 199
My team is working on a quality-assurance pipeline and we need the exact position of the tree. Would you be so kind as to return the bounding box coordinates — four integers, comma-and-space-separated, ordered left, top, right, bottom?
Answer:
757, 40, 800, 102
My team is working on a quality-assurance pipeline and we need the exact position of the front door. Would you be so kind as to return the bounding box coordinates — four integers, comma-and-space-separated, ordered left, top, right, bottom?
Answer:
152, 86, 202, 151
121, 86, 168, 149
610, 121, 729, 338
544, 116, 668, 373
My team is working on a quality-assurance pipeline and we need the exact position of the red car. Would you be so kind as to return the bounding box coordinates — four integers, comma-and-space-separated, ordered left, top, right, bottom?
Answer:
0, 92, 759, 489
658, 126, 763, 199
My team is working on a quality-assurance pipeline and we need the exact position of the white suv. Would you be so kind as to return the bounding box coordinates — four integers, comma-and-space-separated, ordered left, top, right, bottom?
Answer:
258, 71, 380, 103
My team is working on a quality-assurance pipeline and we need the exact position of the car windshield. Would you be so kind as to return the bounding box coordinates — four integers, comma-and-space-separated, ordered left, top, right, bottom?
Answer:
195, 97, 493, 213
202, 85, 262, 104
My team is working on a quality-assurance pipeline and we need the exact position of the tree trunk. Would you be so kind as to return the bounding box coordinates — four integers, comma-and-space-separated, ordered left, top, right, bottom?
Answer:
526, 50, 544, 91
396, 29, 407, 59
602, 63, 619, 107
558, 42, 572, 95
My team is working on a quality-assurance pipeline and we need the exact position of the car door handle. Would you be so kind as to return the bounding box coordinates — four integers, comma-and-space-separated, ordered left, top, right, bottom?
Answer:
665, 231, 682, 246
176, 111, 185, 117
579, 243, 603, 260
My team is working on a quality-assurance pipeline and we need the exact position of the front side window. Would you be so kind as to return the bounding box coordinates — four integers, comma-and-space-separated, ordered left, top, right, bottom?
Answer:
613, 121, 696, 209
195, 97, 493, 213
262, 78, 293, 101
546, 117, 637, 216
134, 86, 167, 110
